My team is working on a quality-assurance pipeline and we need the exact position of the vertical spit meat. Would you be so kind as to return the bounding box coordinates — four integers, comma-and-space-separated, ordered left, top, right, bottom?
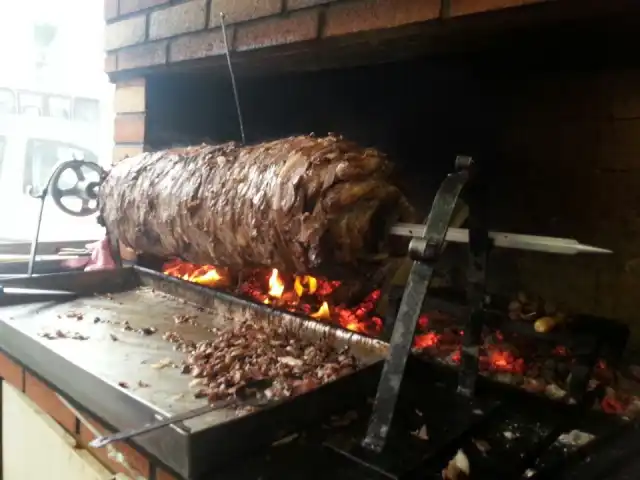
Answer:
99, 134, 414, 281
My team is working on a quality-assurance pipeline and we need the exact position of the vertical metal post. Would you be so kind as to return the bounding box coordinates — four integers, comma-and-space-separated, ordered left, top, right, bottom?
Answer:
362, 159, 473, 453
457, 158, 489, 396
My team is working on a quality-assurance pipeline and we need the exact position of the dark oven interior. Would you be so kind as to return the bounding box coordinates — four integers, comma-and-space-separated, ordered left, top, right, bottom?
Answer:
139, 25, 640, 427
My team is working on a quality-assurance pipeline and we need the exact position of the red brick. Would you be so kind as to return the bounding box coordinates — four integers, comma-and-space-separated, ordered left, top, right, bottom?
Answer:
24, 374, 76, 434
149, 0, 208, 40
78, 415, 150, 478
105, 53, 117, 73
117, 41, 168, 70
114, 82, 146, 113
324, 0, 440, 37
169, 28, 231, 62
105, 0, 119, 21
119, 0, 170, 15
113, 144, 144, 164
209, 0, 282, 27
114, 113, 146, 143
287, 0, 336, 9
235, 9, 319, 51
0, 353, 22, 389
104, 15, 147, 51
450, 0, 547, 17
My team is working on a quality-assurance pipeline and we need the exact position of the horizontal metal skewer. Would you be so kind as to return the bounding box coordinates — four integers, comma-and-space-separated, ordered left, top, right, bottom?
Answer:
390, 224, 612, 255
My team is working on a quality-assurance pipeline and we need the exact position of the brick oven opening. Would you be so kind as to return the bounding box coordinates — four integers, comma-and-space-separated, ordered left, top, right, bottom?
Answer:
130, 32, 640, 420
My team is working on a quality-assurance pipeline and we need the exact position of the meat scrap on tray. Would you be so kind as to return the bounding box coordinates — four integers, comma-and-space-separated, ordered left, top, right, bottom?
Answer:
164, 319, 359, 409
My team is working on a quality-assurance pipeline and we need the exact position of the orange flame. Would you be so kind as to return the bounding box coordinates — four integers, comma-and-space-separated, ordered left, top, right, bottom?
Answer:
311, 301, 331, 320
162, 259, 384, 336
268, 269, 284, 298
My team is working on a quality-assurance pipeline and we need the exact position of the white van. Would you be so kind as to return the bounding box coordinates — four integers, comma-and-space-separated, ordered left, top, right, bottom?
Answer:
0, 88, 108, 242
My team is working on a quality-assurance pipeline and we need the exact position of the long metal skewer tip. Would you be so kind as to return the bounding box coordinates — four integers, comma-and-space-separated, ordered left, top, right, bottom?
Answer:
389, 224, 612, 255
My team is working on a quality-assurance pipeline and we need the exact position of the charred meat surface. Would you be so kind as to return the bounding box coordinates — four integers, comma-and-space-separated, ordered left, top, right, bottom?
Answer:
99, 135, 414, 281
165, 319, 359, 405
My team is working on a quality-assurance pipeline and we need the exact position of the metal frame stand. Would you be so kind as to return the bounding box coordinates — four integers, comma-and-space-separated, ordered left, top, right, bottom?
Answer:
362, 155, 479, 452
325, 156, 496, 479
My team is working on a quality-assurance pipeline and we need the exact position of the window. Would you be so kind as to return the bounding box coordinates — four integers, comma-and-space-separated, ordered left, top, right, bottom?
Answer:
18, 91, 44, 116
0, 89, 16, 114
74, 97, 100, 123
47, 95, 72, 119
23, 139, 99, 193
0, 135, 5, 178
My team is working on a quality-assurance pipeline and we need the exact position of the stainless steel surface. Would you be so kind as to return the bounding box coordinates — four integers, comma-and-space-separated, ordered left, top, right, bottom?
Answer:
0, 240, 98, 256
90, 392, 277, 448
390, 224, 612, 255
90, 403, 226, 448
0, 286, 76, 296
0, 267, 386, 478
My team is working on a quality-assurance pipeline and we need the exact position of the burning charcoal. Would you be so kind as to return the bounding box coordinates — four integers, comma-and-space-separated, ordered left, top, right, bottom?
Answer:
545, 383, 567, 401
472, 439, 491, 454
557, 430, 595, 448
534, 316, 564, 333
442, 449, 470, 480
118, 381, 129, 389
271, 433, 299, 447
411, 425, 428, 440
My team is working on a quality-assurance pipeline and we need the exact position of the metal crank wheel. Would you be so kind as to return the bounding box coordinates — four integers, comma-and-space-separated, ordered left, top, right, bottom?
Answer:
49, 160, 105, 217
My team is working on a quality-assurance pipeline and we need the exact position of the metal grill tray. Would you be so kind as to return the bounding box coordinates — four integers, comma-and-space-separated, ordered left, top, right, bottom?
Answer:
0, 266, 387, 479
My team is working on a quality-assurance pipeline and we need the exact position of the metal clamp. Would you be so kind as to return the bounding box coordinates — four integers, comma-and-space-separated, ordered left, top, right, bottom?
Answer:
362, 156, 474, 453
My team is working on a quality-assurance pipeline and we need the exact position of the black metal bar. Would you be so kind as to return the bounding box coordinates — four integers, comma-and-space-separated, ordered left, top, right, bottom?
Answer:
457, 160, 489, 397
362, 160, 472, 453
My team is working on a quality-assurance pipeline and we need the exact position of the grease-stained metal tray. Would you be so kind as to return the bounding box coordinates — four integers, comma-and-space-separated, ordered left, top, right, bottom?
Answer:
0, 266, 387, 479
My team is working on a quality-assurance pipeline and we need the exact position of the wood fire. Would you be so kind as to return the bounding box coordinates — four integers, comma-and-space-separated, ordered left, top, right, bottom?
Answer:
162, 259, 383, 335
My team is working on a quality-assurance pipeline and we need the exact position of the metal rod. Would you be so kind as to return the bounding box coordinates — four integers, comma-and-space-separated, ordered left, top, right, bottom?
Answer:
390, 224, 612, 255
27, 189, 48, 277
220, 12, 246, 145
90, 403, 219, 448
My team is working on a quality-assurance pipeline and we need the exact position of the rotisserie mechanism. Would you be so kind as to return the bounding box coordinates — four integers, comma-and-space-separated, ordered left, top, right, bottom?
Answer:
99, 134, 415, 283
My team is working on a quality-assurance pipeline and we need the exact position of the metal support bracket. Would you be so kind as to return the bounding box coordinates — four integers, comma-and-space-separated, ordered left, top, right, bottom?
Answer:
457, 160, 490, 397
362, 156, 474, 453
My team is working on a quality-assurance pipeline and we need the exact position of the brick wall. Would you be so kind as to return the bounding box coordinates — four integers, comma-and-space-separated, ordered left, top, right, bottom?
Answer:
103, 0, 557, 75
492, 68, 640, 341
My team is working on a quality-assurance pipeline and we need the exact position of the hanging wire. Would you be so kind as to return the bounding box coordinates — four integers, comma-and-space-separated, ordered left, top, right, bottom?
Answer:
220, 12, 246, 144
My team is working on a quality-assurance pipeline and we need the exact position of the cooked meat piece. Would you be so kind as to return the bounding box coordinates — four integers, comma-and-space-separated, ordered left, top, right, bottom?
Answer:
99, 134, 414, 281
169, 318, 360, 405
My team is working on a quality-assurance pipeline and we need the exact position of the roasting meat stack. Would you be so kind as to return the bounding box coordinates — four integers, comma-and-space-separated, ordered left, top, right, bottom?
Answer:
99, 134, 414, 282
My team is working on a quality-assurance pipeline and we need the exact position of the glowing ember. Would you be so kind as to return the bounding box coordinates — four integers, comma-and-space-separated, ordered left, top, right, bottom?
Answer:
268, 269, 285, 298
163, 260, 228, 287
162, 259, 382, 334
414, 331, 440, 349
